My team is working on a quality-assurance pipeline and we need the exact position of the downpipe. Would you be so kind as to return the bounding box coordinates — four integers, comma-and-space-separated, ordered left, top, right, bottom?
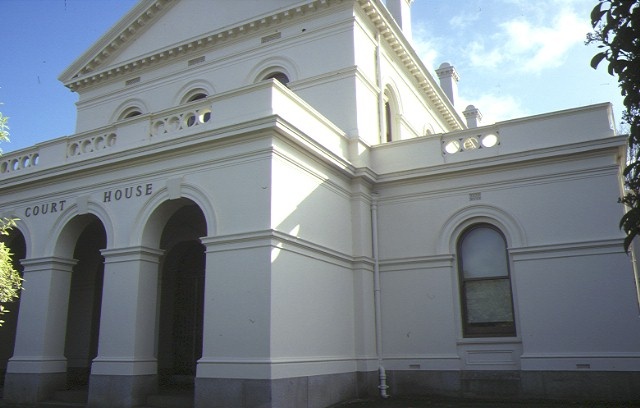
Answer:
371, 194, 390, 399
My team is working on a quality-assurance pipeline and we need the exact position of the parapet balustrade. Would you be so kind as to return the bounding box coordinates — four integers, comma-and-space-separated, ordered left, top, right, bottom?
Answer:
150, 101, 212, 137
0, 148, 40, 174
67, 130, 118, 158
441, 129, 500, 155
0, 83, 349, 178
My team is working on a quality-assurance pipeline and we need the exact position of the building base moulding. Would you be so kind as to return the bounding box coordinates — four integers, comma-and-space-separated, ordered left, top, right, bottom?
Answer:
194, 372, 359, 408
87, 374, 157, 408
385, 370, 640, 401
2, 372, 66, 404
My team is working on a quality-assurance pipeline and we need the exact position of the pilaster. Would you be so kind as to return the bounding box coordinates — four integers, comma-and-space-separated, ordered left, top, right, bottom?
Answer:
4, 257, 77, 403
88, 246, 163, 408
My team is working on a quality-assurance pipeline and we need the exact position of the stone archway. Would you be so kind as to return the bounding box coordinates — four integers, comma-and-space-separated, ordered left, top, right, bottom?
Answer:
0, 228, 26, 389
158, 240, 205, 385
64, 216, 106, 389
155, 201, 207, 390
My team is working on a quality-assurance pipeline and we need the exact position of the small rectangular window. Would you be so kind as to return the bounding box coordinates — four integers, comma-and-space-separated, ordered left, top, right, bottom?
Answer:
125, 77, 140, 86
261, 32, 281, 43
188, 56, 205, 66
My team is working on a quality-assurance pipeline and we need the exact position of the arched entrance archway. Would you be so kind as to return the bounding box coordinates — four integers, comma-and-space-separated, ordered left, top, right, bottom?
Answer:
0, 228, 26, 389
155, 201, 207, 390
64, 215, 106, 389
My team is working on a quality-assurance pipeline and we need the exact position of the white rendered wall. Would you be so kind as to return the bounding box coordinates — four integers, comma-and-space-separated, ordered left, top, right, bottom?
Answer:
374, 136, 640, 372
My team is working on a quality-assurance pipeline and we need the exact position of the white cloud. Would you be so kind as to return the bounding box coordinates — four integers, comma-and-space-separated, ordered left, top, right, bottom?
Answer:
463, 4, 591, 74
457, 93, 529, 124
467, 40, 504, 69
503, 9, 589, 72
449, 11, 480, 29
411, 23, 441, 71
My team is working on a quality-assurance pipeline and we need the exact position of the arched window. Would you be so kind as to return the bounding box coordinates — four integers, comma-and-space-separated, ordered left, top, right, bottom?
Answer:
382, 88, 398, 143
118, 107, 142, 120
457, 224, 516, 338
187, 92, 207, 102
181, 89, 209, 105
263, 71, 290, 86
384, 99, 393, 142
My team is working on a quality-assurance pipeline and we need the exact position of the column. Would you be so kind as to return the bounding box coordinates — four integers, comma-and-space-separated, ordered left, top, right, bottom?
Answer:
4, 257, 77, 403
88, 246, 163, 408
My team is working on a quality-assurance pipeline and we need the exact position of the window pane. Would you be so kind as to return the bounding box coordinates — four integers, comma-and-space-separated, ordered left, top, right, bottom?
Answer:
460, 227, 508, 278
465, 279, 514, 324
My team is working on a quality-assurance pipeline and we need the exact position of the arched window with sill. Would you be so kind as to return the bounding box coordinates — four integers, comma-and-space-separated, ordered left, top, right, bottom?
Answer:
457, 224, 516, 338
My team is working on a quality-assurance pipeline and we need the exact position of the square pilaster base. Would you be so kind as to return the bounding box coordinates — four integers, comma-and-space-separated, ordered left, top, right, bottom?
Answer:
195, 372, 358, 408
87, 374, 157, 408
2, 372, 66, 404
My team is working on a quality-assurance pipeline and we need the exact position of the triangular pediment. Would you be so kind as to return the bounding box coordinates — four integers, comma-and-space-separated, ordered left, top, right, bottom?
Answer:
59, 0, 313, 87
59, 0, 464, 130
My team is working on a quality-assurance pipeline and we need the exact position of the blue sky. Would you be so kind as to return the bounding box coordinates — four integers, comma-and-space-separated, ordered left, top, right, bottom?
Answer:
0, 0, 623, 152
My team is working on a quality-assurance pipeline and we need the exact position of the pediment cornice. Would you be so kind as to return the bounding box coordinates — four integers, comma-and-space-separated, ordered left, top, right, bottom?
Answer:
59, 0, 175, 86
60, 0, 343, 91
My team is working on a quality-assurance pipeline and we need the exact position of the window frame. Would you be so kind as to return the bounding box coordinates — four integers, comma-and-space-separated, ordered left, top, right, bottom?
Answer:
456, 223, 516, 338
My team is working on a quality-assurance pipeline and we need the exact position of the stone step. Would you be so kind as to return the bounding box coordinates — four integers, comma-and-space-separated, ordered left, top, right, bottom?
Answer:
145, 390, 194, 408
52, 389, 88, 404
39, 402, 85, 408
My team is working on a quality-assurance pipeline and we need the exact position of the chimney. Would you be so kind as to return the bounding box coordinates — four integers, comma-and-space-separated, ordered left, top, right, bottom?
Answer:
386, 0, 414, 40
436, 62, 459, 107
463, 105, 482, 128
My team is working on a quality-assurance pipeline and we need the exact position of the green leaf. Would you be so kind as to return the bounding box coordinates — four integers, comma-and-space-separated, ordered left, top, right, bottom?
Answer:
591, 2, 606, 27
591, 51, 608, 69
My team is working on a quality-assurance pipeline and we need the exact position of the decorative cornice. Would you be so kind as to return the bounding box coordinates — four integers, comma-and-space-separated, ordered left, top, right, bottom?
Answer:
357, 0, 464, 131
61, 0, 341, 91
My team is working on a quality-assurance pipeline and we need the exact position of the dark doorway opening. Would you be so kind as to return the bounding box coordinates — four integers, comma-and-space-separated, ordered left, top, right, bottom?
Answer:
157, 203, 206, 390
64, 217, 106, 389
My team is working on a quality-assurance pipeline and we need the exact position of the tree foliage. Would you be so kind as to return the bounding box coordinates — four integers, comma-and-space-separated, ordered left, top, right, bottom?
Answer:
0, 111, 22, 326
0, 218, 21, 326
0, 110, 8, 145
588, 0, 640, 251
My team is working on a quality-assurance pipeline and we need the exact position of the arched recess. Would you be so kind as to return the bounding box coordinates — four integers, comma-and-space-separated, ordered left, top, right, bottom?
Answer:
111, 98, 148, 122
52, 213, 108, 389
139, 198, 208, 389
174, 80, 215, 106
48, 203, 114, 257
135, 184, 216, 249
247, 56, 299, 86
0, 227, 26, 389
382, 83, 401, 143
438, 205, 524, 341
438, 204, 527, 255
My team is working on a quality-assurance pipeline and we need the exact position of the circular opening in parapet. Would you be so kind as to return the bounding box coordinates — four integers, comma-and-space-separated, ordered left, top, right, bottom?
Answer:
199, 109, 211, 124
482, 133, 498, 148
444, 140, 460, 154
463, 137, 479, 150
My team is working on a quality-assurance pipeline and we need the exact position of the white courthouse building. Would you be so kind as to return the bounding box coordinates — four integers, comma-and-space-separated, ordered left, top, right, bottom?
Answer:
1, 0, 640, 407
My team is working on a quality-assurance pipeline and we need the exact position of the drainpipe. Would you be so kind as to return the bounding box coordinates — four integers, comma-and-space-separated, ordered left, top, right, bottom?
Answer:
371, 194, 389, 398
